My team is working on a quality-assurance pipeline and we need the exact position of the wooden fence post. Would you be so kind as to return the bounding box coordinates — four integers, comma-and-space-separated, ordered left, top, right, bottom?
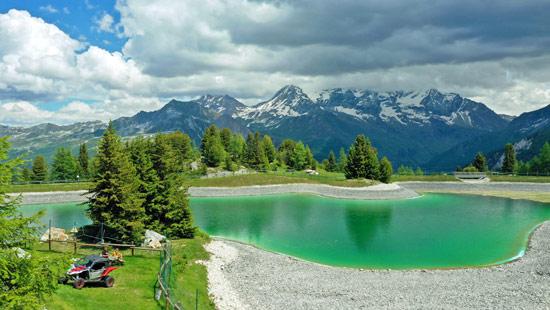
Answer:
131, 241, 135, 256
48, 219, 52, 251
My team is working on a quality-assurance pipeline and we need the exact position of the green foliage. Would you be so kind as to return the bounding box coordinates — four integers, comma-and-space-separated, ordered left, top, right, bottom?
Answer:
228, 133, 245, 162
51, 147, 77, 181
379, 157, 393, 183
291, 141, 307, 170
501, 143, 516, 173
87, 122, 145, 243
21, 167, 32, 182
165, 131, 194, 168
345, 135, 380, 180
456, 166, 462, 172
78, 143, 90, 178
262, 135, 276, 163
246, 131, 267, 168
397, 165, 414, 175
414, 167, 424, 176
277, 139, 296, 167
219, 128, 232, 152
31, 155, 48, 181
463, 166, 479, 172
326, 151, 336, 172
311, 159, 318, 170
0, 137, 68, 309
472, 152, 488, 172
201, 125, 225, 167
304, 145, 313, 169
337, 147, 347, 173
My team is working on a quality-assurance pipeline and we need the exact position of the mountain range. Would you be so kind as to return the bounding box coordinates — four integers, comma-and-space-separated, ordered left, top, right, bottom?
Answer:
2, 85, 549, 171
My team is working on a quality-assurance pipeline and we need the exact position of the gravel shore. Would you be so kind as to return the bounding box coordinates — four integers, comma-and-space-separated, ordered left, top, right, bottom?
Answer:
397, 181, 550, 192
204, 222, 550, 309
10, 190, 88, 206
188, 183, 420, 200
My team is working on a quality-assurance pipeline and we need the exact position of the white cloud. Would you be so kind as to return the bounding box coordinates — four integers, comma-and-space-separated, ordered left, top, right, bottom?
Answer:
63, 7, 70, 14
0, 101, 54, 125
39, 5, 58, 13
94, 13, 115, 33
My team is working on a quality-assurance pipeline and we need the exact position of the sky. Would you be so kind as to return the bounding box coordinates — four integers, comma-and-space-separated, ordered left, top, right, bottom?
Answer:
1, 0, 550, 126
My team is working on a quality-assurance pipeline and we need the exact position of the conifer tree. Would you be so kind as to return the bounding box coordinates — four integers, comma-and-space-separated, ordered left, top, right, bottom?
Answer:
305, 145, 313, 169
277, 139, 296, 167
201, 125, 225, 167
165, 130, 193, 167
337, 147, 347, 172
501, 143, 516, 173
228, 133, 245, 163
219, 128, 232, 152
0, 137, 67, 309
78, 143, 90, 178
31, 155, 48, 181
262, 135, 276, 163
379, 157, 393, 183
149, 133, 195, 238
345, 135, 380, 180
246, 131, 266, 167
326, 151, 336, 172
344, 146, 358, 179
472, 152, 488, 172
51, 147, 77, 180
539, 142, 550, 173
87, 122, 145, 242
292, 141, 307, 170
21, 167, 32, 182
363, 138, 380, 180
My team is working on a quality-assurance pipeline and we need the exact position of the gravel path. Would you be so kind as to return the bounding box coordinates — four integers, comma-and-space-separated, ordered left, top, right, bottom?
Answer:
204, 222, 550, 309
10, 190, 88, 206
397, 181, 550, 192
188, 183, 420, 200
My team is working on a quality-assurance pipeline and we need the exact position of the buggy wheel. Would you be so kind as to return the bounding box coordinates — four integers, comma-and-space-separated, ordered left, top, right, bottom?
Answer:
73, 277, 85, 289
104, 276, 115, 288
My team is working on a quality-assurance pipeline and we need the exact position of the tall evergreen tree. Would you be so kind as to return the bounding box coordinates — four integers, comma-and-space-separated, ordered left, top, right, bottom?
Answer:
344, 145, 358, 178
291, 141, 307, 170
31, 155, 48, 181
262, 135, 276, 163
277, 139, 296, 167
326, 151, 336, 172
472, 152, 488, 172
538, 142, 550, 173
219, 128, 232, 152
345, 135, 380, 180
149, 133, 195, 238
364, 138, 380, 180
228, 133, 245, 162
246, 131, 266, 167
21, 167, 32, 182
305, 145, 314, 169
501, 143, 516, 173
0, 137, 67, 309
379, 157, 393, 183
87, 122, 145, 242
165, 130, 194, 167
201, 125, 225, 167
337, 147, 347, 172
51, 147, 77, 180
78, 143, 90, 178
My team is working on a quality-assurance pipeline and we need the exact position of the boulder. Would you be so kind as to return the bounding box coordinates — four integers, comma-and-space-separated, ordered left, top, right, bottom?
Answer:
142, 230, 165, 247
40, 227, 69, 242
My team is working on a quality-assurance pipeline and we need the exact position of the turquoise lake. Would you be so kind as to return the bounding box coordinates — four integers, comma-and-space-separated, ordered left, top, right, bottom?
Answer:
20, 193, 550, 269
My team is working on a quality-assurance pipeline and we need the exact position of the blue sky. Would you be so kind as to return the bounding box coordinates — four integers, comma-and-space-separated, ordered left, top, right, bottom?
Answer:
0, 0, 549, 126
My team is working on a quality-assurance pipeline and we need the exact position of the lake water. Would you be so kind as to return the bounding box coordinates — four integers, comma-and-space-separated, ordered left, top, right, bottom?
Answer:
20, 193, 550, 269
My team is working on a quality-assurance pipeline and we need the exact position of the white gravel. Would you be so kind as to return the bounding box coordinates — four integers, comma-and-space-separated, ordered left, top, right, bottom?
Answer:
188, 183, 419, 200
10, 190, 88, 206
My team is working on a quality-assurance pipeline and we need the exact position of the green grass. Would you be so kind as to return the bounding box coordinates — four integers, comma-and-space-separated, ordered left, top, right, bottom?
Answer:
6, 182, 90, 193
40, 233, 214, 310
390, 174, 459, 182
184, 172, 376, 188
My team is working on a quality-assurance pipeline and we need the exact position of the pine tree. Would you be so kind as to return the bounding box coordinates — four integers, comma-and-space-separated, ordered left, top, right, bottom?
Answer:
291, 141, 307, 170
87, 122, 145, 242
219, 128, 232, 152
165, 130, 193, 168
246, 131, 266, 168
228, 133, 245, 162
379, 157, 393, 183
21, 167, 32, 182
51, 147, 77, 180
201, 125, 225, 167
262, 135, 276, 163
472, 152, 488, 172
501, 143, 516, 174
277, 139, 296, 167
326, 151, 336, 172
415, 167, 424, 176
0, 137, 68, 309
538, 142, 550, 173
337, 147, 347, 172
78, 143, 90, 178
31, 155, 48, 181
345, 135, 380, 180
364, 138, 380, 180
344, 146, 358, 179
149, 133, 195, 238
305, 145, 314, 169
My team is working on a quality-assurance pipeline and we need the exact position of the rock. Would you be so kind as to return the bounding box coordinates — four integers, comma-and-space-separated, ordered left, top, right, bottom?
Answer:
142, 230, 165, 247
40, 227, 69, 242
10, 247, 30, 258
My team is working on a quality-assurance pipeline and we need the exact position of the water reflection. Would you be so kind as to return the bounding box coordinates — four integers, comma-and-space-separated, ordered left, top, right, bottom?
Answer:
345, 202, 392, 252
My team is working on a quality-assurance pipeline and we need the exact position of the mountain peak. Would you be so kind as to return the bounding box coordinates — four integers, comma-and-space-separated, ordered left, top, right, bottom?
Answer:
192, 94, 245, 115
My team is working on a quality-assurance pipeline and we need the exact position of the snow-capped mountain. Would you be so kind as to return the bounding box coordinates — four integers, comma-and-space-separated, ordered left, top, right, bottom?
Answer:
2, 84, 533, 169
193, 94, 246, 116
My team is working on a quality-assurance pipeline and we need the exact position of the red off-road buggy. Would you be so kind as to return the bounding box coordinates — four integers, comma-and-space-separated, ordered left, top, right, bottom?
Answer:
59, 254, 118, 289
